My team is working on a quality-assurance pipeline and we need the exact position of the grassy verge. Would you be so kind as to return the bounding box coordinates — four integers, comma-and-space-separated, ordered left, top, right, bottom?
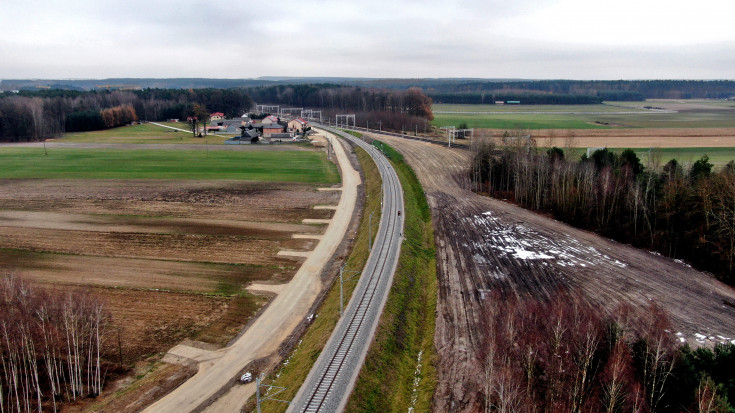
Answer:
345, 139, 437, 413
0, 148, 339, 182
250, 143, 382, 413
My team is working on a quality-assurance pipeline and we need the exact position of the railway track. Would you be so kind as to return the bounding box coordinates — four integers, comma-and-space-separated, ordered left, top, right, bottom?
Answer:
288, 128, 404, 413
335, 124, 470, 149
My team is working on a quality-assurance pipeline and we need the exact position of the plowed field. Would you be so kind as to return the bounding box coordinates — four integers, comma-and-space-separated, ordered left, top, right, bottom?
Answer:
371, 133, 735, 412
0, 179, 339, 358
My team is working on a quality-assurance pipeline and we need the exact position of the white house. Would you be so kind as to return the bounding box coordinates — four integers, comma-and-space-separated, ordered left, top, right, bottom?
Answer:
261, 115, 279, 125
287, 118, 309, 133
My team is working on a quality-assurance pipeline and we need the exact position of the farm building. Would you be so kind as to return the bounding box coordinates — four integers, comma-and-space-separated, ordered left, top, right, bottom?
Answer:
263, 123, 285, 138
210, 112, 225, 121
287, 118, 309, 133
261, 115, 279, 125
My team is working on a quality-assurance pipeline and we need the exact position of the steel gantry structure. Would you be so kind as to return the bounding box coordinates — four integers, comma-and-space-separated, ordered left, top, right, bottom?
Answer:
335, 114, 355, 129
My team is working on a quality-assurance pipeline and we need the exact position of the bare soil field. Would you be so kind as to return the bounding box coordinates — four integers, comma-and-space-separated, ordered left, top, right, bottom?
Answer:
0, 179, 339, 364
475, 127, 735, 148
372, 133, 735, 412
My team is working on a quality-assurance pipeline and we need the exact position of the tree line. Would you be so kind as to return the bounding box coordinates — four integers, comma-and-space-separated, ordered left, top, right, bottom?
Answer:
470, 139, 735, 285
246, 84, 434, 119
0, 275, 109, 413
353, 79, 735, 100
478, 290, 734, 413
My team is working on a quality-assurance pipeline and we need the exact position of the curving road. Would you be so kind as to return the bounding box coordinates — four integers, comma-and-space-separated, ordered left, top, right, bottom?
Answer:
143, 127, 362, 413
287, 128, 404, 413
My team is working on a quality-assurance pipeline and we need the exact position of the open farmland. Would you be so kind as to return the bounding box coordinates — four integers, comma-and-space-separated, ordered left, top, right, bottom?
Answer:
0, 147, 338, 182
370, 133, 735, 412
432, 100, 735, 129
0, 144, 340, 366
59, 122, 236, 144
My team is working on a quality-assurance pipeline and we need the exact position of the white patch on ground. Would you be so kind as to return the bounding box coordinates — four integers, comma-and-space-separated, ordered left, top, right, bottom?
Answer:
465, 211, 630, 270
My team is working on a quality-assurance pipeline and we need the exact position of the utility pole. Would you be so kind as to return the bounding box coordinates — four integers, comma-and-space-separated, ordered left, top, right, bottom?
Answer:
255, 373, 290, 413
339, 265, 360, 317
368, 211, 374, 251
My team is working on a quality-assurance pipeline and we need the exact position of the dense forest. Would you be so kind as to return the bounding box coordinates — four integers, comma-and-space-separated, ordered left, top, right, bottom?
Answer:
0, 275, 110, 413
470, 139, 735, 285
245, 84, 434, 119
479, 290, 735, 412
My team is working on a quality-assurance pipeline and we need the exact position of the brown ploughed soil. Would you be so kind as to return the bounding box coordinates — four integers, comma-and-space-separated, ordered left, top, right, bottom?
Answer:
0, 179, 338, 365
372, 133, 735, 412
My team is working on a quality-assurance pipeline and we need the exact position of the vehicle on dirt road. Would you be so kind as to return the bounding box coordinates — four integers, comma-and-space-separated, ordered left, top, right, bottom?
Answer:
239, 372, 253, 384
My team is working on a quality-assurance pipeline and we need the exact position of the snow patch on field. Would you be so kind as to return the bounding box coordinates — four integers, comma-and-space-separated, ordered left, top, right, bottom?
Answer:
467, 211, 629, 269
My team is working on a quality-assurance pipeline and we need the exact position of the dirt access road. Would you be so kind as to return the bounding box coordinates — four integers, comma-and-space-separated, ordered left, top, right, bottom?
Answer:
371, 133, 735, 412
144, 129, 361, 413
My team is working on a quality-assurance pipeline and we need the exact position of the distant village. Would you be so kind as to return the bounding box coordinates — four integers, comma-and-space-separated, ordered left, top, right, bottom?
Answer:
180, 111, 313, 144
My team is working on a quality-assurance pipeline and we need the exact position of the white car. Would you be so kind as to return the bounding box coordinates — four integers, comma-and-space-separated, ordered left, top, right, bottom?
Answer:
240, 372, 253, 384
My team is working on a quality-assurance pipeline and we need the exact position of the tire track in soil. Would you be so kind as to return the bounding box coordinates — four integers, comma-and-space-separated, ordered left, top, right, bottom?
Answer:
371, 133, 735, 413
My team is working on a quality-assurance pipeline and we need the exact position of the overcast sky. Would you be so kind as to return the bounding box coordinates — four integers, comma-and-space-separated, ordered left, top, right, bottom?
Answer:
2, 0, 733, 80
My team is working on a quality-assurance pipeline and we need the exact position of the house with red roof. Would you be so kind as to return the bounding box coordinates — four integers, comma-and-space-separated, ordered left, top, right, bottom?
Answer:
210, 112, 225, 121
287, 118, 310, 133
261, 115, 279, 125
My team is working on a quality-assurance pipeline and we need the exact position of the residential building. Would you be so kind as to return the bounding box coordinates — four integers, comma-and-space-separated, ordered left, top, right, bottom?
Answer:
261, 115, 279, 125
287, 118, 309, 133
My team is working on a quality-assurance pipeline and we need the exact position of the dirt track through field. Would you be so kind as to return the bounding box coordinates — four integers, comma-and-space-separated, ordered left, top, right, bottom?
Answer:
372, 133, 735, 412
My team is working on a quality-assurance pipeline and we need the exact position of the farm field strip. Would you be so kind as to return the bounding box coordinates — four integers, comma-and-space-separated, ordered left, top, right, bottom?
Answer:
60, 122, 236, 144
432, 101, 735, 129
432, 103, 655, 113
0, 147, 340, 182
0, 210, 321, 237
0, 249, 276, 294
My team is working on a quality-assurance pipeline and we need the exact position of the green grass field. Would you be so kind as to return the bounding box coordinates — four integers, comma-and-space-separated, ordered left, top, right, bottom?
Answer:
0, 148, 340, 183
545, 147, 735, 167
432, 103, 650, 113
59, 122, 236, 144
432, 101, 735, 129
432, 112, 611, 130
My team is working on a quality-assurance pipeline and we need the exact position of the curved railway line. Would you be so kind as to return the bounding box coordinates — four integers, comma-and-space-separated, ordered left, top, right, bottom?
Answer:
288, 128, 404, 413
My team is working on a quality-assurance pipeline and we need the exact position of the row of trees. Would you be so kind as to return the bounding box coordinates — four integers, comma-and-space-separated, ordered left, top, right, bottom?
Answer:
470, 139, 735, 284
479, 290, 734, 412
0, 275, 109, 413
247, 85, 434, 120
402, 79, 735, 99
65, 105, 138, 132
